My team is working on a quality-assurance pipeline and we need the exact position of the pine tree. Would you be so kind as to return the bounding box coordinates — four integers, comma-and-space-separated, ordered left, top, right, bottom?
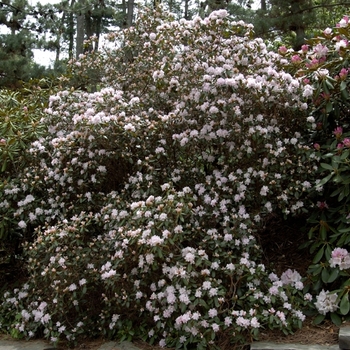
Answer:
0, 0, 42, 87
252, 0, 350, 50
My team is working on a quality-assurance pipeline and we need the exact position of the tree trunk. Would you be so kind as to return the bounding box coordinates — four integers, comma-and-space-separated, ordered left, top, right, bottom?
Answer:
261, 0, 266, 11
85, 14, 93, 51
68, 0, 75, 59
184, 0, 189, 19
94, 16, 102, 51
120, 0, 126, 27
127, 0, 134, 27
294, 26, 305, 50
76, 7, 85, 58
55, 10, 66, 64
290, 0, 305, 50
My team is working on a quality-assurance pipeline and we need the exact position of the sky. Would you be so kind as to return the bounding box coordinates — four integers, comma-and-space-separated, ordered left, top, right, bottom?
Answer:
31, 0, 61, 66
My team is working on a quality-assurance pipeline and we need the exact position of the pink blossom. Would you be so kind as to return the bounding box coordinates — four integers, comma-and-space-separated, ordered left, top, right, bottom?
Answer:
337, 15, 349, 28
333, 126, 343, 139
317, 201, 329, 210
343, 138, 350, 148
335, 40, 348, 51
208, 309, 218, 318
269, 286, 279, 295
316, 122, 323, 130
339, 68, 348, 80
236, 316, 250, 328
224, 317, 232, 326
323, 28, 332, 36
330, 248, 350, 270
301, 44, 309, 53
291, 55, 301, 63
332, 248, 348, 258
250, 317, 260, 328
278, 46, 287, 55
212, 323, 220, 332
280, 269, 302, 287
276, 311, 287, 325
314, 43, 328, 58
306, 58, 320, 69
337, 143, 344, 150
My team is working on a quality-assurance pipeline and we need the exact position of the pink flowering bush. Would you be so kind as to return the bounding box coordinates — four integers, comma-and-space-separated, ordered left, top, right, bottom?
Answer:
0, 8, 321, 349
313, 247, 350, 321
280, 15, 350, 325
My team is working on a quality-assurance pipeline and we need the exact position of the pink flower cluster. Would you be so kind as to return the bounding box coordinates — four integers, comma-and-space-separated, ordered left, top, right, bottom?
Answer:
329, 248, 350, 270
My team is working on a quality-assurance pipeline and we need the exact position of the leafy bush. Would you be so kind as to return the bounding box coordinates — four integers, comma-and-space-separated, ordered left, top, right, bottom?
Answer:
279, 16, 350, 325
0, 8, 323, 349
0, 79, 58, 245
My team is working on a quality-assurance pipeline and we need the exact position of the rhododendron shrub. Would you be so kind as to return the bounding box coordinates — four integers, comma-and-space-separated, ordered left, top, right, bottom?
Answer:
0, 79, 58, 244
280, 16, 350, 325
0, 9, 319, 348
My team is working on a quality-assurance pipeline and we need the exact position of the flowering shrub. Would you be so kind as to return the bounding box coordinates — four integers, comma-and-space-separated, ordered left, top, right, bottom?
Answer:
313, 247, 350, 325
0, 79, 58, 245
0, 8, 322, 349
280, 15, 350, 325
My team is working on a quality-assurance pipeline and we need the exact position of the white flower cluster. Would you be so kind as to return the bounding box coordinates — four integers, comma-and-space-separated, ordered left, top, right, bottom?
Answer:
329, 248, 350, 270
315, 290, 339, 315
280, 269, 304, 290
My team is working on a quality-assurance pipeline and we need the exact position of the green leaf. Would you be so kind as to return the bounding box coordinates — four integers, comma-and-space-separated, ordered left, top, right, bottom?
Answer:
326, 101, 333, 114
313, 278, 323, 291
214, 298, 220, 308
313, 313, 325, 325
321, 268, 330, 283
325, 245, 333, 260
344, 185, 349, 198
320, 162, 334, 171
308, 264, 322, 275
328, 269, 339, 283
320, 225, 327, 241
325, 79, 334, 90
316, 173, 333, 187
330, 312, 342, 326
340, 80, 347, 91
339, 190, 346, 201
313, 246, 325, 264
1, 160, 6, 172
340, 149, 349, 160
341, 87, 349, 99
340, 294, 350, 315
322, 81, 330, 94
330, 187, 342, 197
341, 177, 350, 185
334, 175, 343, 184
199, 299, 208, 308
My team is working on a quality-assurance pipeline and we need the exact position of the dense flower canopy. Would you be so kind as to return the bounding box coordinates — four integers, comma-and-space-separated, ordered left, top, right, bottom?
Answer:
1, 7, 350, 349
